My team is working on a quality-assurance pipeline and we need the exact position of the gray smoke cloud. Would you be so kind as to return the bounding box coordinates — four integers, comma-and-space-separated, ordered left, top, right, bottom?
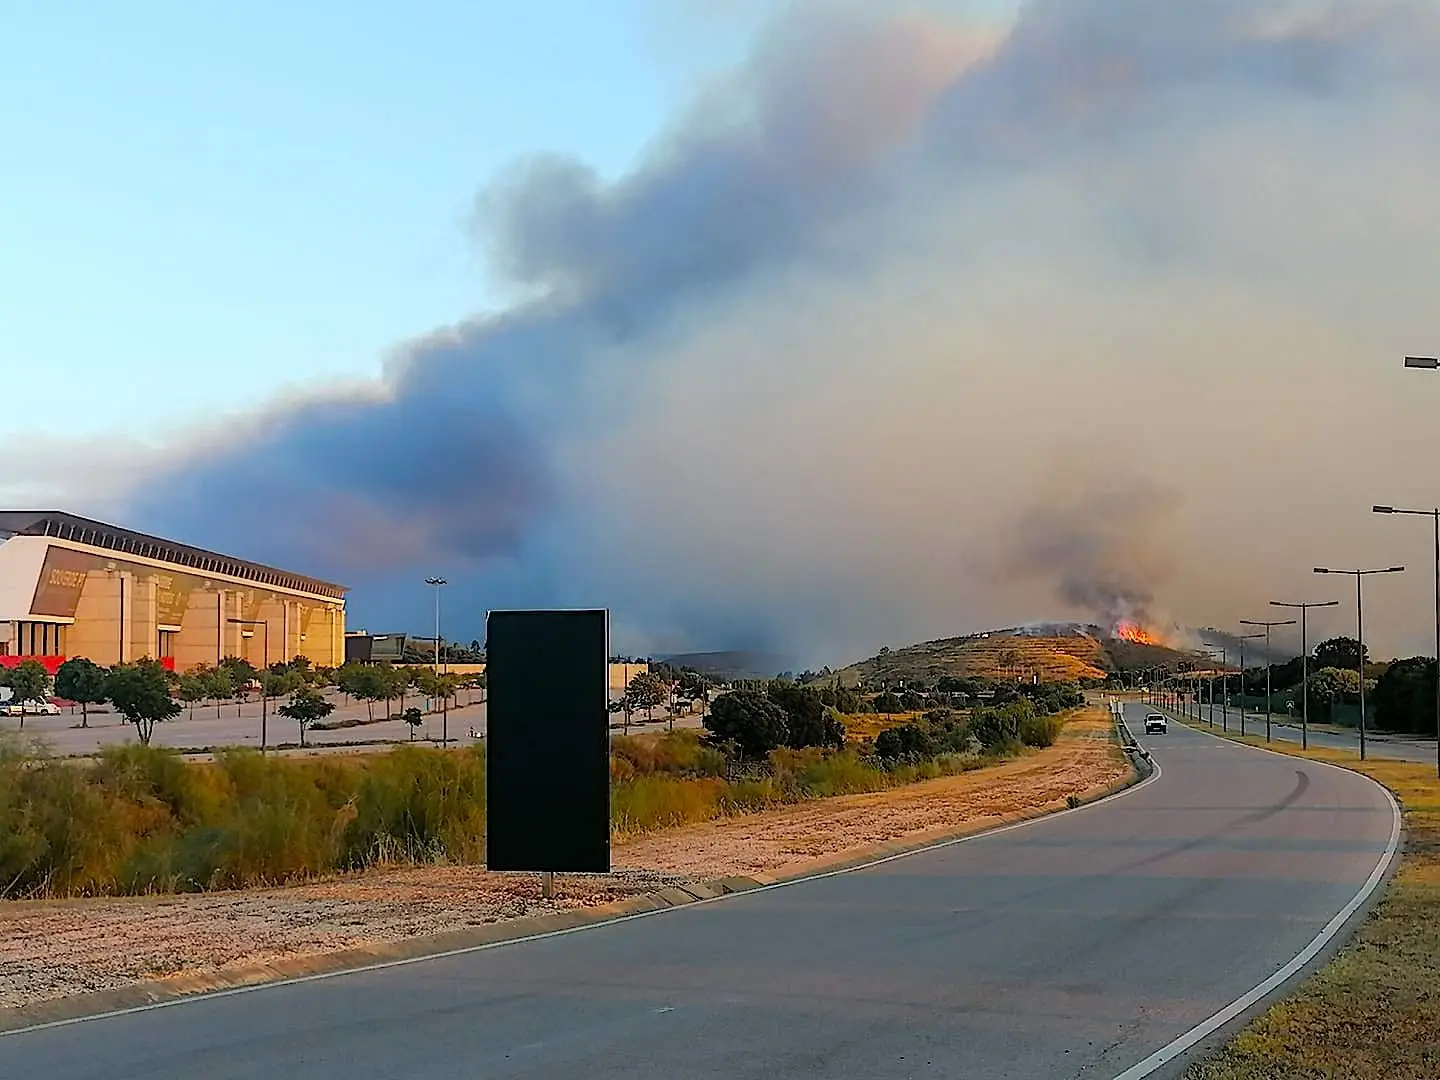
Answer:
18, 0, 1440, 664
1000, 478, 1179, 635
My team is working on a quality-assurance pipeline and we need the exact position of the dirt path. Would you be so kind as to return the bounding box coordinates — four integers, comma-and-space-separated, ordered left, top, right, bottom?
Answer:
0, 710, 1126, 1011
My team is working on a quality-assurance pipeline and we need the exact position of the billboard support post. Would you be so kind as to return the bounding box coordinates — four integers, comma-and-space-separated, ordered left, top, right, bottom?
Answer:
541, 871, 555, 899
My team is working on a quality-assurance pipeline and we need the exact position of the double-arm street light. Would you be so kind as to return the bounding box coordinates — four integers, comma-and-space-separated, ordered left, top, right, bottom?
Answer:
1232, 633, 1266, 737
1198, 648, 1221, 727
228, 618, 269, 752
1240, 618, 1296, 742
1313, 565, 1405, 760
1270, 599, 1340, 749
1201, 643, 1234, 731
1396, 356, 1440, 775
1374, 504, 1440, 779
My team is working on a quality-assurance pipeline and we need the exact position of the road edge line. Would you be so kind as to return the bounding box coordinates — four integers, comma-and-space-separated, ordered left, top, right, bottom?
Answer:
1, 717, 1160, 1040
1107, 706, 1404, 1080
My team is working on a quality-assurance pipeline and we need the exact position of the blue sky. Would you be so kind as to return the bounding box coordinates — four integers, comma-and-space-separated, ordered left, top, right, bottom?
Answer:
2, 1, 1026, 454
0, 1, 777, 445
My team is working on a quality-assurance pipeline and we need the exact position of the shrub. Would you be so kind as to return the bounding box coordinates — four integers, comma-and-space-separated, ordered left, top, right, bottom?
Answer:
705, 691, 789, 758
1019, 713, 1066, 748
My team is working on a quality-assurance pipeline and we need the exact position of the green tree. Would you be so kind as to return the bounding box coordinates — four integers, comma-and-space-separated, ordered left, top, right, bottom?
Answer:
176, 672, 209, 720
768, 684, 846, 750
220, 656, 258, 716
261, 669, 302, 707
106, 659, 181, 746
704, 690, 789, 759
1371, 657, 1436, 735
277, 685, 336, 747
377, 664, 410, 717
625, 671, 668, 722
7, 660, 51, 730
1307, 667, 1361, 718
402, 706, 424, 741
1314, 637, 1366, 671
202, 665, 234, 717
53, 657, 109, 729
872, 691, 904, 714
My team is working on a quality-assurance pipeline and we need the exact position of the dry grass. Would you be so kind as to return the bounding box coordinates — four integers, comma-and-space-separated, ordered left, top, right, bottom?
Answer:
1, 709, 1129, 1011
1184, 730, 1440, 1079
834, 710, 928, 741
832, 632, 1109, 685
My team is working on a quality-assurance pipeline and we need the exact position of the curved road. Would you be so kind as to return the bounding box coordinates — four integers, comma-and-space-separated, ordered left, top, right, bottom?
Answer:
3, 705, 1398, 1080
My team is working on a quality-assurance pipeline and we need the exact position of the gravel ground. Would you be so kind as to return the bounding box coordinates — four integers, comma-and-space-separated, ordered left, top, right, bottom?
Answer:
1, 711, 1124, 1011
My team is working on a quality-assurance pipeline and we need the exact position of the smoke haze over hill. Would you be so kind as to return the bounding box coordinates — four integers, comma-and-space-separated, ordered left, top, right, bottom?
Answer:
12, 1, 1440, 664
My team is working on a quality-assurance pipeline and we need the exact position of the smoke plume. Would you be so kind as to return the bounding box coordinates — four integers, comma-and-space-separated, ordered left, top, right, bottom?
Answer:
14, 0, 1440, 664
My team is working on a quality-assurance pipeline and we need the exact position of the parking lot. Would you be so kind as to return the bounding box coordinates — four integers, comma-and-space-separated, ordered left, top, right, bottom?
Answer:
2, 688, 705, 757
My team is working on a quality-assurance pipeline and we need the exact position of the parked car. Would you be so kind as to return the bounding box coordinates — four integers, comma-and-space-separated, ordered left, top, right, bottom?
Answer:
2, 699, 61, 717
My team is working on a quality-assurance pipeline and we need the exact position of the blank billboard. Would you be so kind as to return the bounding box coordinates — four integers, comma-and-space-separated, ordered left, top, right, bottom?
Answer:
485, 609, 610, 873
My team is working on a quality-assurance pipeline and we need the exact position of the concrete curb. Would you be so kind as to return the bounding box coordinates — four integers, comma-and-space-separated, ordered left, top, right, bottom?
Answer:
1, 724, 1141, 1034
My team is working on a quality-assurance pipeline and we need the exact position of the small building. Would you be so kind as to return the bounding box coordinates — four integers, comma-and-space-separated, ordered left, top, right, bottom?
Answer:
343, 631, 408, 665
0, 510, 347, 673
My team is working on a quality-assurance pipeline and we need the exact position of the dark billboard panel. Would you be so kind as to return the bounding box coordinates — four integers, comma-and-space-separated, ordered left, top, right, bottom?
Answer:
486, 609, 610, 873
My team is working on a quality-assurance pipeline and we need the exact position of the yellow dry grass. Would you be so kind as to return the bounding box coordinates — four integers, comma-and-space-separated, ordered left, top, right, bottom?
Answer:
1184, 728, 1440, 1079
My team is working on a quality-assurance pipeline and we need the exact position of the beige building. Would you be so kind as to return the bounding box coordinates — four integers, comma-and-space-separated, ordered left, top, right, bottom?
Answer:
0, 511, 347, 675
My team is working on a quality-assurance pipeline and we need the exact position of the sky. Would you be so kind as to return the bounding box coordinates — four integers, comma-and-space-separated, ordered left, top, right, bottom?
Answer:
5, 1, 1440, 667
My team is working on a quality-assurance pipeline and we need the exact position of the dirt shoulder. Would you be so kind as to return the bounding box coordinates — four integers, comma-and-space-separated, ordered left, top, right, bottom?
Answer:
1, 709, 1127, 1014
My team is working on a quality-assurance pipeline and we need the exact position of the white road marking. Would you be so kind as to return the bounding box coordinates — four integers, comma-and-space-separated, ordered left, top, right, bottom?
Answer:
1, 725, 1163, 1040
1109, 711, 1404, 1080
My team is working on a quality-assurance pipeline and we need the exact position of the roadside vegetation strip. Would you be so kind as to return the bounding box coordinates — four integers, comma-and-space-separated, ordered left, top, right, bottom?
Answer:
0, 700, 1085, 901
1173, 721, 1440, 1080
0, 707, 1135, 1031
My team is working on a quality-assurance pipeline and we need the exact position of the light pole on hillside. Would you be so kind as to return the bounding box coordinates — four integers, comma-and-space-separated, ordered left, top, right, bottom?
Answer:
1313, 566, 1405, 761
425, 577, 448, 745
1374, 504, 1440, 778
1240, 618, 1296, 743
228, 618, 269, 752
1231, 633, 1266, 737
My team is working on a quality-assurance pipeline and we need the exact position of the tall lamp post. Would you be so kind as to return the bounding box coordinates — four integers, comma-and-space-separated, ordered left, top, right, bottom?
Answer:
425, 576, 448, 745
228, 618, 269, 752
1374, 505, 1440, 778
1240, 617, 1296, 742
1232, 632, 1266, 737
1202, 644, 1233, 731
1313, 565, 1405, 760
1270, 599, 1340, 749
1199, 648, 1221, 727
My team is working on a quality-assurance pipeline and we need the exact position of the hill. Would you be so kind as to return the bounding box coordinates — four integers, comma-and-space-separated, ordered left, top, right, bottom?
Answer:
657, 650, 794, 681
821, 626, 1206, 687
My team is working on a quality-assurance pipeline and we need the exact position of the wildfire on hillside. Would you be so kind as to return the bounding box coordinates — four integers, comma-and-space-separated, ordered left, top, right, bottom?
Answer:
1114, 621, 1165, 646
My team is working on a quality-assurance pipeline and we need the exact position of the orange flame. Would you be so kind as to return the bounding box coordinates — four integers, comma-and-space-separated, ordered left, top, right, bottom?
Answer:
1115, 622, 1164, 646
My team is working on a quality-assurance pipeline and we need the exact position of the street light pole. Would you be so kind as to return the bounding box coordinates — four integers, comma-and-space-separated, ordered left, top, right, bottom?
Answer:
1373, 505, 1440, 778
1270, 600, 1339, 750
1314, 566, 1405, 761
228, 618, 269, 752
1240, 618, 1296, 742
1199, 649, 1221, 727
425, 577, 448, 745
1232, 633, 1265, 737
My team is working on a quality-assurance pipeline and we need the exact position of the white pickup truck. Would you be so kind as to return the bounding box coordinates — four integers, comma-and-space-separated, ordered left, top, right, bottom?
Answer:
1144, 713, 1168, 735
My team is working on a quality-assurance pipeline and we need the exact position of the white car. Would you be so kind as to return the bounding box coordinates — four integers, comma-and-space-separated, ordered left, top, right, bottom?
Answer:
1144, 713, 1168, 735
3, 700, 60, 716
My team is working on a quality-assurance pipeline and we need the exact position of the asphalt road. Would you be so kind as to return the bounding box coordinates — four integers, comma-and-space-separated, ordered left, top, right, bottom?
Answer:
2, 704, 1398, 1080
1169, 704, 1437, 765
